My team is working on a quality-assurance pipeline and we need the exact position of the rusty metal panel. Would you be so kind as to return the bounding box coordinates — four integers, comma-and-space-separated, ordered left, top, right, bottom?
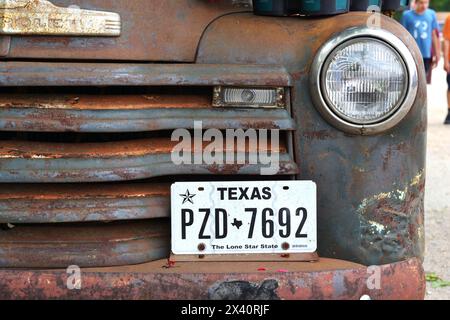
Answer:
0, 94, 212, 109
0, 11, 427, 274
197, 13, 427, 266
0, 94, 296, 132
0, 0, 122, 36
2, 0, 250, 61
0, 258, 425, 299
0, 139, 298, 183
0, 63, 292, 87
0, 36, 10, 56
0, 183, 170, 223
0, 220, 170, 268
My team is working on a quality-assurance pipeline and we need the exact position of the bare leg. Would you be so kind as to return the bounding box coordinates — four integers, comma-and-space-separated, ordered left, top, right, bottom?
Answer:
447, 91, 450, 110
446, 91, 450, 124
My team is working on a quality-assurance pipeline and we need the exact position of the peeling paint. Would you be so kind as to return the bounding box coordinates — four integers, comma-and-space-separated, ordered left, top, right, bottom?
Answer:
357, 170, 425, 264
357, 170, 424, 216
367, 220, 387, 234
197, 11, 427, 266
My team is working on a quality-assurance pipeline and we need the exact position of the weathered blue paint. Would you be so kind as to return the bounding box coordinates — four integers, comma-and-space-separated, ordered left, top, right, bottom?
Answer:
0, 143, 298, 182
196, 12, 427, 266
0, 220, 170, 268
0, 63, 291, 87
0, 11, 426, 275
0, 107, 296, 132
0, 183, 170, 223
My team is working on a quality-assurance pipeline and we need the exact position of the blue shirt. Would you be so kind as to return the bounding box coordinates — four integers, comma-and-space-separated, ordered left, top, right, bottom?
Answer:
401, 9, 439, 58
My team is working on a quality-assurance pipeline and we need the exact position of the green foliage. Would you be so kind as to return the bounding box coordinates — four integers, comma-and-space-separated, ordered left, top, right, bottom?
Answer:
426, 273, 450, 288
430, 0, 450, 11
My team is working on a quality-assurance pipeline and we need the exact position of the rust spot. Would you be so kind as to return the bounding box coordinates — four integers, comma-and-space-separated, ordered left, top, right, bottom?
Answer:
207, 163, 246, 175
240, 120, 281, 130
0, 220, 170, 268
357, 171, 425, 264
0, 94, 210, 110
0, 258, 426, 299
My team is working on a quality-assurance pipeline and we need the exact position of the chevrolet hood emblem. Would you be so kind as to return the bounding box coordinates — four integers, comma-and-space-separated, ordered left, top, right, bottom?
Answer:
0, 0, 121, 36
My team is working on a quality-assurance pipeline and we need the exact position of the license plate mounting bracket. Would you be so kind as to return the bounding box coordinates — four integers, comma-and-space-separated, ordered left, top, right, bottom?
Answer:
169, 252, 319, 263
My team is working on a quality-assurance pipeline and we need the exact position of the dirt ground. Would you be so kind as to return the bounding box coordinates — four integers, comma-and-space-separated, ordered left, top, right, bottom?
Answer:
423, 61, 450, 300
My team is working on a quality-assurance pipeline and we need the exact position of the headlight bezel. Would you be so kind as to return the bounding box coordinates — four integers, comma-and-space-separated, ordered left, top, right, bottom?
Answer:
321, 37, 409, 125
310, 27, 418, 135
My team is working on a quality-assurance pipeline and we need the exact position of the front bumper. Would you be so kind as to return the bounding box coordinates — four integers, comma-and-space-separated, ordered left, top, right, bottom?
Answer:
0, 257, 425, 300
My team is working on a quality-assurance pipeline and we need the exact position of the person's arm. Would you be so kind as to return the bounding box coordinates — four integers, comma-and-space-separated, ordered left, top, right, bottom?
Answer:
443, 17, 450, 72
431, 12, 440, 68
432, 30, 440, 68
444, 39, 450, 73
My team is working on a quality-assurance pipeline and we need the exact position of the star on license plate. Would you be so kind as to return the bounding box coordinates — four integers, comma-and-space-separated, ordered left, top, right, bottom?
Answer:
171, 181, 317, 255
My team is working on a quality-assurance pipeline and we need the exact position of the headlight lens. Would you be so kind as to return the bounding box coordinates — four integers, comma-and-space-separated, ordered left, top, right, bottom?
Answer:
322, 38, 408, 124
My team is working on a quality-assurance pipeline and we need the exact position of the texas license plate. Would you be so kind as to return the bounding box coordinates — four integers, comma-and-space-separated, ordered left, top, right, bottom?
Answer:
171, 181, 317, 255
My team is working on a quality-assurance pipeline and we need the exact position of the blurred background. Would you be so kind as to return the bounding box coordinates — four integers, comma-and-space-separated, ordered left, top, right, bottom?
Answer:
429, 0, 450, 11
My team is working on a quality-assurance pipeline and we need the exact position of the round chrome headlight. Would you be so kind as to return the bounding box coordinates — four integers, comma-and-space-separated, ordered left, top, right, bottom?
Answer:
310, 27, 418, 135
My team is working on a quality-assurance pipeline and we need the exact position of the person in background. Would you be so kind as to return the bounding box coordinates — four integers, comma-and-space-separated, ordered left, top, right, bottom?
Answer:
442, 14, 450, 124
401, 0, 440, 77
428, 28, 442, 84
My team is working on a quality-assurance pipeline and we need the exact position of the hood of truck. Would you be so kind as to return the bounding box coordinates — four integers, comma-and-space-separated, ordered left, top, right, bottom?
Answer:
0, 0, 250, 62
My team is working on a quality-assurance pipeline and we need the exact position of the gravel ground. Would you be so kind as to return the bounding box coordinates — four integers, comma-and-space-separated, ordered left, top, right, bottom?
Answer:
423, 61, 450, 300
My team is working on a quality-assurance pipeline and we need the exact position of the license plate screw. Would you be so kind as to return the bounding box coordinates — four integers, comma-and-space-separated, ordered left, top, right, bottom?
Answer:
282, 242, 290, 250
197, 243, 206, 252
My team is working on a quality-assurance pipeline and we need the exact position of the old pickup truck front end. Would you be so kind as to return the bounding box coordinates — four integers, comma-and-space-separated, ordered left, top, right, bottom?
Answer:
0, 0, 426, 300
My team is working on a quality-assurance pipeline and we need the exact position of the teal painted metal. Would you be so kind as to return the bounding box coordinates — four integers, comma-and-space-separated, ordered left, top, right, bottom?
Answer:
350, 0, 382, 11
0, 10, 426, 277
0, 220, 170, 268
0, 139, 298, 183
196, 12, 427, 266
0, 183, 170, 223
299, 0, 349, 15
0, 63, 292, 87
382, 0, 410, 11
0, 106, 296, 132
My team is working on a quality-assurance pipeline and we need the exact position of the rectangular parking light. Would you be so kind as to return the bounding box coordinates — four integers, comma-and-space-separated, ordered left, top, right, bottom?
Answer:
212, 86, 286, 108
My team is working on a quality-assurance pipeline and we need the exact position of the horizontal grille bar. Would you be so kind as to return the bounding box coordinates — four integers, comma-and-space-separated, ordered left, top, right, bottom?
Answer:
0, 138, 298, 183
0, 174, 294, 224
0, 62, 292, 87
0, 65, 298, 269
0, 220, 170, 268
0, 93, 211, 110
0, 183, 170, 223
0, 94, 296, 132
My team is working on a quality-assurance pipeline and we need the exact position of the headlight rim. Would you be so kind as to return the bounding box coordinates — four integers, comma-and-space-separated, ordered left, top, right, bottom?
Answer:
320, 37, 409, 125
310, 27, 419, 135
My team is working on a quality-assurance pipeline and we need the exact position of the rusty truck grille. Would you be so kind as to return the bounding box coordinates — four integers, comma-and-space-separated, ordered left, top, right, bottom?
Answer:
0, 64, 296, 268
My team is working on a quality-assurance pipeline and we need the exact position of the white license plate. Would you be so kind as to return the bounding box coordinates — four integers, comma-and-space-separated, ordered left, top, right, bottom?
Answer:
171, 181, 317, 255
